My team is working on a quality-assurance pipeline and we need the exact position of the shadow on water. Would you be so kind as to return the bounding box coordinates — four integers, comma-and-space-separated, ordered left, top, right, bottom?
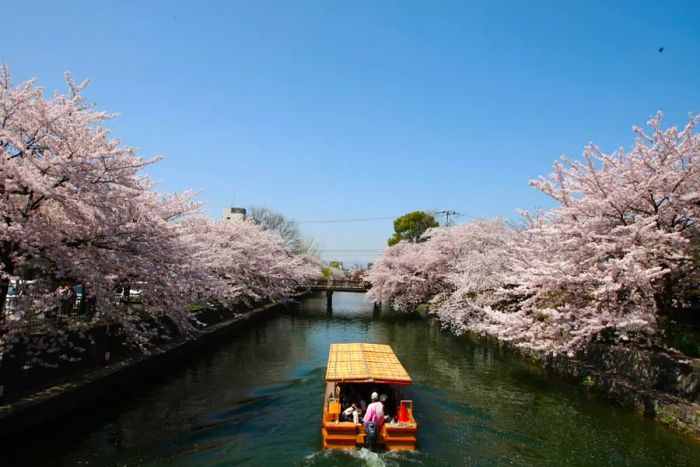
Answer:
2, 292, 699, 466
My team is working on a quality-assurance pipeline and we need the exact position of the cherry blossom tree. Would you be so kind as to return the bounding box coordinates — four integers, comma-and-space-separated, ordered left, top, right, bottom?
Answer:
0, 65, 209, 363
368, 219, 512, 311
0, 66, 320, 365
504, 113, 699, 352
367, 240, 438, 310
183, 217, 320, 306
427, 220, 517, 330
369, 113, 699, 355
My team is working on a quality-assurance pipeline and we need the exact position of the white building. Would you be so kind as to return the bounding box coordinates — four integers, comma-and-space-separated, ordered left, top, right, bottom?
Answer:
223, 207, 246, 221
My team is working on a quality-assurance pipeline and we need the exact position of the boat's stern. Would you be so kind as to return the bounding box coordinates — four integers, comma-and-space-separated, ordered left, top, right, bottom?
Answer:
321, 398, 418, 451
321, 343, 418, 451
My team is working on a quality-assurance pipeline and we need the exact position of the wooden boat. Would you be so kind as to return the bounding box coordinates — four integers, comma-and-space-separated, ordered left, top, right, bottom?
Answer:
321, 343, 418, 451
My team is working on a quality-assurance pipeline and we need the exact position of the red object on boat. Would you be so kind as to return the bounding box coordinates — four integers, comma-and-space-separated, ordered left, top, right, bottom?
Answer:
399, 401, 409, 422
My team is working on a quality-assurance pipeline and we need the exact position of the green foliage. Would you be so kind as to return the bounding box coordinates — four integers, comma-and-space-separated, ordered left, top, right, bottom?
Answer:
321, 267, 332, 278
388, 211, 439, 246
581, 375, 594, 388
658, 416, 676, 426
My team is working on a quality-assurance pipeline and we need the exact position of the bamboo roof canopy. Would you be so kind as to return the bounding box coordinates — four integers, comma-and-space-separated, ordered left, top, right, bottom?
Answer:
325, 343, 412, 384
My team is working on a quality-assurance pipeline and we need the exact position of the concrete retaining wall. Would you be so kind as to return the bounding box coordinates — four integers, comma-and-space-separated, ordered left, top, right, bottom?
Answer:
0, 297, 304, 440
515, 343, 700, 437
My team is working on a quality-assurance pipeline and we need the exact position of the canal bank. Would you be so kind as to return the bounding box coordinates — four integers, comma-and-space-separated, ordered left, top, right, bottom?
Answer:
417, 303, 700, 437
543, 344, 700, 437
449, 330, 700, 439
417, 304, 700, 442
0, 294, 309, 441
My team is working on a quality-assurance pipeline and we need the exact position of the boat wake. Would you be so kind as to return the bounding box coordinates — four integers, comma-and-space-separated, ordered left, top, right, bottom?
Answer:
300, 448, 421, 466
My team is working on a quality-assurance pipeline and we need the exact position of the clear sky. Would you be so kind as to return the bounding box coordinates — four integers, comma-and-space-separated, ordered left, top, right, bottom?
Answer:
4, 1, 699, 264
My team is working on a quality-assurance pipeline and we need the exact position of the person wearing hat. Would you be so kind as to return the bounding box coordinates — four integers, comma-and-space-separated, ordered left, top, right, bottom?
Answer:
363, 391, 385, 429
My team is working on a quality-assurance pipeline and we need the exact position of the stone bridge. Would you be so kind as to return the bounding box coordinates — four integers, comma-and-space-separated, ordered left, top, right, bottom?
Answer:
306, 279, 370, 293
305, 279, 373, 308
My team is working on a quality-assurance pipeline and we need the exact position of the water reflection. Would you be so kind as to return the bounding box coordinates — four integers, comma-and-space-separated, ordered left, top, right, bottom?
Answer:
1, 292, 698, 466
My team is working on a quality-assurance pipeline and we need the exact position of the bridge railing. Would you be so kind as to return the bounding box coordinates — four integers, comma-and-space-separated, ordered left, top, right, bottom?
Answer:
307, 278, 370, 290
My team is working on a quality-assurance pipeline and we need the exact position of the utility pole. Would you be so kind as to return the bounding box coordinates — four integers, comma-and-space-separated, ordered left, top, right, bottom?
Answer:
446, 210, 456, 226
437, 210, 459, 226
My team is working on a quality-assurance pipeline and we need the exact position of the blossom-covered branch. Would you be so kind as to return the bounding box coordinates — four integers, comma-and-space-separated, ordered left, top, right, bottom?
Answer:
0, 66, 320, 365
368, 113, 699, 354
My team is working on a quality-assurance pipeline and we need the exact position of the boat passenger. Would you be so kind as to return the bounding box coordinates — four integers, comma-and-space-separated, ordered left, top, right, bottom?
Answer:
347, 385, 367, 413
342, 405, 354, 422
342, 401, 363, 424
363, 392, 385, 429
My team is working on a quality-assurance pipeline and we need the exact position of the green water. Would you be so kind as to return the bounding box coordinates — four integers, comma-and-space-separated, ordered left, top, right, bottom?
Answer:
3, 293, 699, 466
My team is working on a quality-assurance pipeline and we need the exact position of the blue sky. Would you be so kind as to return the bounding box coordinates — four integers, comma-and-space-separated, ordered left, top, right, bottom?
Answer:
3, 1, 699, 263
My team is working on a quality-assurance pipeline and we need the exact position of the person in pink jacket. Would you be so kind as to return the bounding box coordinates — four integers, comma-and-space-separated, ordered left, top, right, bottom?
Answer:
363, 392, 385, 429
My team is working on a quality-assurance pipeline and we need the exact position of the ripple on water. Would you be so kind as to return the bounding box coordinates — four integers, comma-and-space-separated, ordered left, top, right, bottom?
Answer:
299, 448, 431, 467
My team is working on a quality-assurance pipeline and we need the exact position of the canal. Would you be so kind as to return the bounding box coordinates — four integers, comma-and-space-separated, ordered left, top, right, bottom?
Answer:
3, 293, 699, 466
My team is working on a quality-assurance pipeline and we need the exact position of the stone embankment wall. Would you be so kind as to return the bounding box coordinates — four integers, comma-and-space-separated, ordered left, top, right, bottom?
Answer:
537, 344, 700, 437
0, 299, 274, 400
0, 295, 307, 441
454, 317, 700, 437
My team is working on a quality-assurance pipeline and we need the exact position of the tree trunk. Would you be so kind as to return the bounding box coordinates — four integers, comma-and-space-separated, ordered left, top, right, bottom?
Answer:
655, 272, 675, 318
0, 278, 8, 320
0, 254, 14, 319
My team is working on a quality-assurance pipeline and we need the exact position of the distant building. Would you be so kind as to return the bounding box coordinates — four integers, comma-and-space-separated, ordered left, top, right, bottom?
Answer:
223, 207, 246, 221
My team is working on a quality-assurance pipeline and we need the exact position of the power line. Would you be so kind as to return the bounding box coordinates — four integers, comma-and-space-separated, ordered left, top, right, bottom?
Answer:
296, 215, 398, 224
320, 249, 385, 252
320, 251, 385, 255
296, 210, 482, 225
434, 210, 463, 226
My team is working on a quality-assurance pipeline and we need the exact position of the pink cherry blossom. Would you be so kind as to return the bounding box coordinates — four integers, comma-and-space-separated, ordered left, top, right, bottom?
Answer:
369, 114, 699, 355
0, 66, 321, 365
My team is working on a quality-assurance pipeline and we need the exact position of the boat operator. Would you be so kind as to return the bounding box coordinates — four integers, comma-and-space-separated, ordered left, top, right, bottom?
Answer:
363, 392, 386, 429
